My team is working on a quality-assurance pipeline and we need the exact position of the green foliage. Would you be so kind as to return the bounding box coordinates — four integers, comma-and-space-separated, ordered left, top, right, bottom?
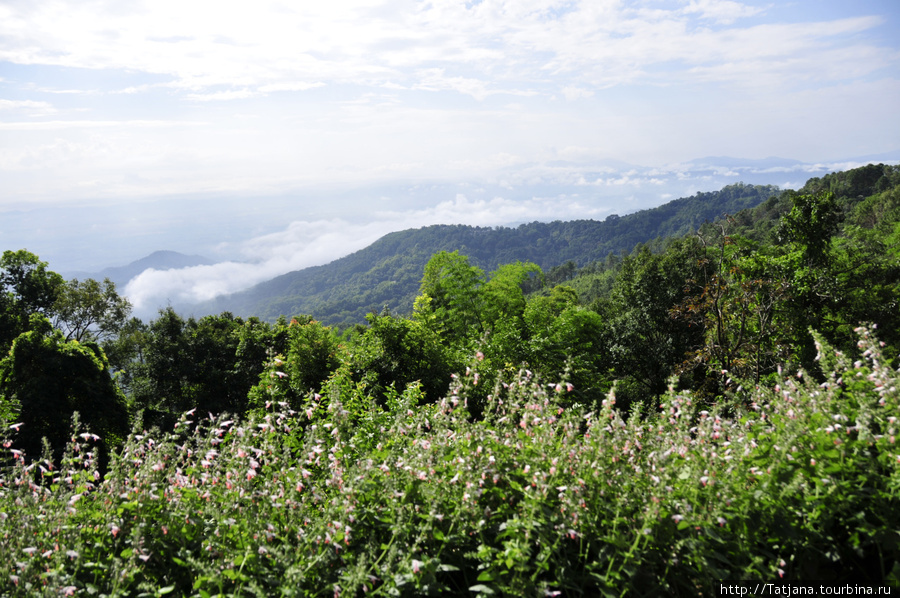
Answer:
596, 239, 706, 407
418, 251, 487, 345
0, 249, 64, 350
345, 310, 454, 405
248, 316, 343, 411
0, 163, 898, 594
197, 184, 780, 328
0, 318, 128, 459
129, 309, 286, 424
52, 277, 132, 343
1, 328, 898, 596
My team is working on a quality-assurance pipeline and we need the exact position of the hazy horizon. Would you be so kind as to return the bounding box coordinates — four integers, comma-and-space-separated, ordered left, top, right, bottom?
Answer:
2, 0, 899, 316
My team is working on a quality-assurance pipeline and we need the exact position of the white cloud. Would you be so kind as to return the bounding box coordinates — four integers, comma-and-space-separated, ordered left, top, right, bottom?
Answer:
122, 191, 617, 314
0, 99, 56, 114
561, 86, 594, 100
0, 119, 207, 131
1, 0, 889, 98
682, 0, 765, 24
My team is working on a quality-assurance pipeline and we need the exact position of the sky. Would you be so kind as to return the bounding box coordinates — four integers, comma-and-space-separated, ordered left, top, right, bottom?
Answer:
1, 0, 899, 317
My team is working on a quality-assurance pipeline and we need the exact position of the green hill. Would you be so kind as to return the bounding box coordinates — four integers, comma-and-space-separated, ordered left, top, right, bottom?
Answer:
197, 182, 780, 327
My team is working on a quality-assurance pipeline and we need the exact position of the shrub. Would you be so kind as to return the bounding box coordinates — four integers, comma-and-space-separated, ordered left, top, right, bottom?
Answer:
0, 327, 898, 596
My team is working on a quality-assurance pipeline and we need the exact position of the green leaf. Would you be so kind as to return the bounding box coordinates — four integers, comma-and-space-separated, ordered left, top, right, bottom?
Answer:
120, 548, 133, 559
477, 571, 494, 582
157, 586, 175, 596
433, 530, 445, 541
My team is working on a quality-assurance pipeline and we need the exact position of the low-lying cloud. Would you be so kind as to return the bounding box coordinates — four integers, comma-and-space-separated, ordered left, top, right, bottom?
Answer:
123, 192, 616, 318
116, 154, 898, 320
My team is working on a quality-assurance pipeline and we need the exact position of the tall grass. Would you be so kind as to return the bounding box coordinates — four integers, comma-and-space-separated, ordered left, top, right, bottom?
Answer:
1, 327, 898, 596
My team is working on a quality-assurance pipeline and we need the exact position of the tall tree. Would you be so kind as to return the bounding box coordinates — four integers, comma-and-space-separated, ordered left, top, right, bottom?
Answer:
418, 251, 487, 345
0, 316, 129, 460
0, 250, 64, 350
53, 277, 132, 343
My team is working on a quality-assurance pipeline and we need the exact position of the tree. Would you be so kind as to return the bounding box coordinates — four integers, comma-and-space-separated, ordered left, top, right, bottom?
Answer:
672, 224, 790, 389
598, 240, 706, 406
778, 190, 841, 269
129, 309, 286, 421
418, 251, 486, 344
346, 309, 454, 405
481, 261, 542, 326
0, 250, 64, 350
249, 316, 342, 411
0, 315, 129, 460
521, 286, 610, 406
53, 277, 132, 343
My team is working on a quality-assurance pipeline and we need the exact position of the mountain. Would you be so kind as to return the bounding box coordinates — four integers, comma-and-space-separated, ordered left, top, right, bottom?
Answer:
196, 182, 781, 327
68, 250, 215, 288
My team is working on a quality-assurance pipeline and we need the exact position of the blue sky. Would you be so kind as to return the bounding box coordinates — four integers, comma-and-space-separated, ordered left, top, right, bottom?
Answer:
1, 0, 898, 315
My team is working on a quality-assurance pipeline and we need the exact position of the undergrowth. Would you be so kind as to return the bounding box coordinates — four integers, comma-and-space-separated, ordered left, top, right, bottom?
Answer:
1, 328, 898, 596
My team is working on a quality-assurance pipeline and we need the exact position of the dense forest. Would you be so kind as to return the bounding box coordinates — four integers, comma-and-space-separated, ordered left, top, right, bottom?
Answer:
0, 163, 899, 595
198, 183, 780, 328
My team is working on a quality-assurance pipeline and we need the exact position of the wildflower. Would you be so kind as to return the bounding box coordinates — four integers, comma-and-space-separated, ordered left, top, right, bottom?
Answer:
8, 423, 23, 431
412, 559, 423, 573
22, 547, 37, 556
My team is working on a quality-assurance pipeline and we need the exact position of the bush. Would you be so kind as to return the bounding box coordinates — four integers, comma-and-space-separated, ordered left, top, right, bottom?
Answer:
0, 327, 898, 596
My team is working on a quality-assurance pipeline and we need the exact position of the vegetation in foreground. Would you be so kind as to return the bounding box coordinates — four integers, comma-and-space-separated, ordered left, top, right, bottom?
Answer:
1, 328, 898, 596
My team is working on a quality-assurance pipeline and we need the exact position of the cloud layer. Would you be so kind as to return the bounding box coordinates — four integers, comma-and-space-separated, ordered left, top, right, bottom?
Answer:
117, 154, 897, 318
1, 0, 898, 206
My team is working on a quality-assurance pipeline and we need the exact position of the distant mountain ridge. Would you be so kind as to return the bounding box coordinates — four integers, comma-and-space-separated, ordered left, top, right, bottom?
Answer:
195, 182, 781, 327
68, 250, 214, 288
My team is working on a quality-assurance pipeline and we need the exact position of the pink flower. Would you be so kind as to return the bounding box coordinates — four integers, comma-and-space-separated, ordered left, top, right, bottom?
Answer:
412, 559, 423, 573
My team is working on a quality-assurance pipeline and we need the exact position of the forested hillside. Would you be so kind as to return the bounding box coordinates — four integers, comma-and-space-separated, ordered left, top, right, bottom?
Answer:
1, 164, 899, 595
199, 182, 779, 327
